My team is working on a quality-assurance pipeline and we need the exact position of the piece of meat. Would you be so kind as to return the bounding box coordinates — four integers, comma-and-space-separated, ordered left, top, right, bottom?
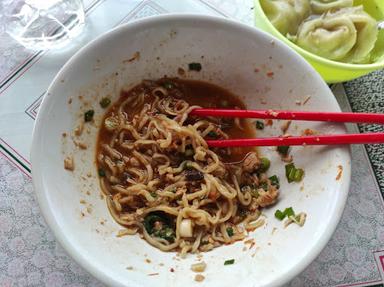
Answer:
242, 152, 260, 173
256, 187, 278, 207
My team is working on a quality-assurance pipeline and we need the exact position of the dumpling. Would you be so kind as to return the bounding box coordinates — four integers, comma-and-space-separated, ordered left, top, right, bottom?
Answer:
260, 0, 311, 36
340, 7, 378, 63
310, 0, 353, 14
290, 6, 378, 63
289, 16, 357, 61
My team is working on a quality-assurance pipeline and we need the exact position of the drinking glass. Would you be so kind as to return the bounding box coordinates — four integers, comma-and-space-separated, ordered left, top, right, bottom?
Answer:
4, 0, 85, 50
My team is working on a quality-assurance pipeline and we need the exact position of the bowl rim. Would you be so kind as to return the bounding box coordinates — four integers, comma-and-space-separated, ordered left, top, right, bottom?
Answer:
254, 0, 384, 70
31, 13, 352, 287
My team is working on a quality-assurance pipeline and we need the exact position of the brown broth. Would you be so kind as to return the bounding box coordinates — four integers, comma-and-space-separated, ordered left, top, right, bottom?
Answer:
97, 79, 256, 163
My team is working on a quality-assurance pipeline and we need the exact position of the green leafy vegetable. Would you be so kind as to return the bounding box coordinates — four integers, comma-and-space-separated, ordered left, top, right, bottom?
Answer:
143, 213, 175, 242
277, 145, 290, 156
99, 98, 111, 108
84, 109, 94, 122
143, 214, 164, 234
269, 175, 280, 188
152, 227, 175, 242
226, 227, 234, 237
224, 259, 235, 265
256, 120, 264, 130
188, 62, 202, 71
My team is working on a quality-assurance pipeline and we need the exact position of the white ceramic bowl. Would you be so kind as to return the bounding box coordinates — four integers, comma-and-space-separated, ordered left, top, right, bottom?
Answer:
31, 15, 351, 287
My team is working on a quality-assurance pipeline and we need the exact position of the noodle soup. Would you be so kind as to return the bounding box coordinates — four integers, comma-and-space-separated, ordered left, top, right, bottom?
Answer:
96, 78, 279, 256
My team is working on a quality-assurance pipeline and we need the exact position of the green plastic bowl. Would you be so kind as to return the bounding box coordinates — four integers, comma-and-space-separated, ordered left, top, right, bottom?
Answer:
254, 0, 384, 83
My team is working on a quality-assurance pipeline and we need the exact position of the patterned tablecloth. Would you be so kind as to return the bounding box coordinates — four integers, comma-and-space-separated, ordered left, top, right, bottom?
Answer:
0, 0, 384, 286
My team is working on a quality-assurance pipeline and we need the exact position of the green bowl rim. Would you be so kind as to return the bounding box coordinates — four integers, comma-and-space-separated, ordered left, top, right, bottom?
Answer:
254, 0, 384, 70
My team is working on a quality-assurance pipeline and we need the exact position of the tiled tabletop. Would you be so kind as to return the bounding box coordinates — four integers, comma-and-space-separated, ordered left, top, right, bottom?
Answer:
0, 1, 383, 286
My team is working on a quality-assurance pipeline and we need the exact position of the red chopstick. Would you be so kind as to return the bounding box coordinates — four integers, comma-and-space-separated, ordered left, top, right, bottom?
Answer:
206, 133, 384, 147
189, 108, 384, 147
190, 109, 384, 124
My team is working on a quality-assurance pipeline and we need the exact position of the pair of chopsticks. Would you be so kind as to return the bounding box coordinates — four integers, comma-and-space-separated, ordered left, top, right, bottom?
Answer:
189, 108, 384, 147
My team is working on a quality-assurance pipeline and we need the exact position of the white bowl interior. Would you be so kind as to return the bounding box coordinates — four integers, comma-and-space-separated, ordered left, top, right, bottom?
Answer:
31, 15, 351, 287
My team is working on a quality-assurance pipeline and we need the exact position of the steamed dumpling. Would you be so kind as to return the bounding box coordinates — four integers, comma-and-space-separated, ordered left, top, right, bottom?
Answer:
260, 0, 311, 36
339, 7, 378, 63
310, 0, 353, 14
290, 16, 357, 61
290, 6, 378, 63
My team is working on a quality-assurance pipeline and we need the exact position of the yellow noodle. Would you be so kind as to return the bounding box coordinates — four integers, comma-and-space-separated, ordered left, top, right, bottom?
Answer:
96, 80, 279, 255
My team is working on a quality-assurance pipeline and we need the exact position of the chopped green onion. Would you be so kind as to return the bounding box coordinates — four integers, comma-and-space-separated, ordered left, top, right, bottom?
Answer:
98, 168, 106, 177
207, 131, 218, 138
285, 163, 295, 183
284, 207, 295, 217
188, 62, 202, 71
255, 120, 264, 130
294, 168, 304, 182
224, 259, 235, 265
143, 213, 175, 242
260, 182, 268, 191
163, 82, 174, 89
226, 227, 234, 237
269, 175, 280, 188
285, 163, 304, 183
153, 226, 175, 242
184, 149, 194, 157
277, 145, 290, 156
99, 97, 111, 108
274, 209, 285, 220
285, 163, 294, 176
275, 207, 295, 221
250, 188, 259, 198
288, 168, 296, 183
259, 157, 270, 172
84, 109, 94, 122
143, 214, 164, 234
